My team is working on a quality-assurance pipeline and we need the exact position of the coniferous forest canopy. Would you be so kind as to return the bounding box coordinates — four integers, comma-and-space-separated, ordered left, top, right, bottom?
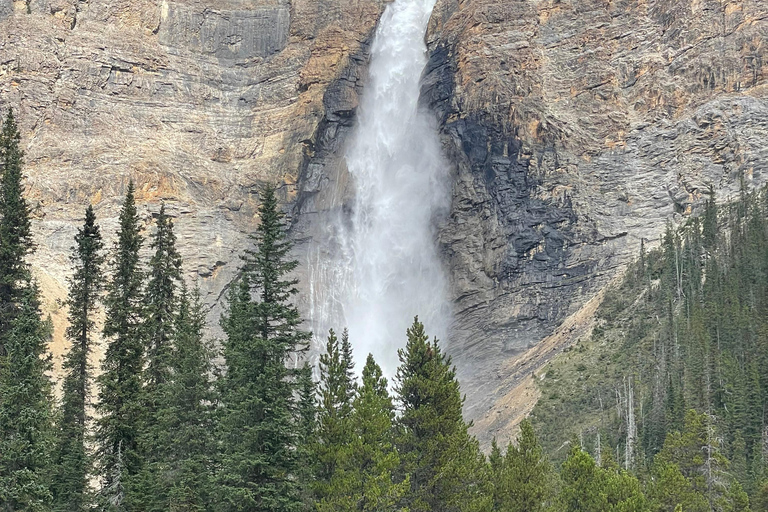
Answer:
1, 102, 768, 512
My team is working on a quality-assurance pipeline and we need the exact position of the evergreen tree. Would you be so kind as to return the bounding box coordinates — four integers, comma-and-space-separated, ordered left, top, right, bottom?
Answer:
646, 461, 708, 512
132, 204, 184, 509
314, 328, 357, 500
559, 445, 648, 512
0, 108, 55, 511
351, 355, 408, 512
395, 317, 491, 512
0, 108, 32, 355
317, 353, 408, 512
488, 439, 505, 511
753, 480, 768, 511
0, 283, 55, 511
499, 420, 552, 512
723, 481, 751, 512
654, 410, 729, 505
143, 204, 182, 393
52, 206, 105, 511
295, 363, 317, 511
137, 286, 217, 511
217, 183, 310, 512
95, 182, 145, 509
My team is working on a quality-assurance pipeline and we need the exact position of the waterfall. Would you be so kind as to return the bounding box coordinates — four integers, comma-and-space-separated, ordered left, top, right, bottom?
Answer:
308, 0, 451, 377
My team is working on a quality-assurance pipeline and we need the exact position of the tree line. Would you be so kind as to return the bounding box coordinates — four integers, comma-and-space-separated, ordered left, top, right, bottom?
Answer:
3, 104, 766, 512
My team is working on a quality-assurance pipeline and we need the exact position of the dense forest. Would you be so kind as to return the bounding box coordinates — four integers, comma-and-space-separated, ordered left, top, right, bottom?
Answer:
1, 103, 767, 512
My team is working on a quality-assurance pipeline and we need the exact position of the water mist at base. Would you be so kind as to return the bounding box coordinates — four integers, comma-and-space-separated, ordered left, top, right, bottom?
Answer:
307, 0, 451, 377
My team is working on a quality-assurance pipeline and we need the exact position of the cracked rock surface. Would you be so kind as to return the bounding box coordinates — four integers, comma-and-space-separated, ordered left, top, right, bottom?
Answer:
422, 0, 768, 444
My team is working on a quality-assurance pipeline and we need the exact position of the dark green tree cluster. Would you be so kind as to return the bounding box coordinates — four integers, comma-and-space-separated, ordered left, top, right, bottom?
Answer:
0, 107, 220, 511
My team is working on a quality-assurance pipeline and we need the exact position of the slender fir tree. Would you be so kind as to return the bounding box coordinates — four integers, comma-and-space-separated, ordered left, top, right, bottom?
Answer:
95, 182, 145, 510
143, 204, 182, 393
137, 285, 216, 511
495, 420, 552, 512
314, 328, 357, 492
349, 354, 407, 512
52, 206, 105, 511
0, 284, 55, 511
218, 183, 310, 512
395, 317, 491, 512
295, 363, 317, 511
0, 108, 32, 355
0, 107, 55, 511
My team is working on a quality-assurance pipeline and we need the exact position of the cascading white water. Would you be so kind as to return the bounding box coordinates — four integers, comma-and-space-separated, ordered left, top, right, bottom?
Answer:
309, 0, 451, 376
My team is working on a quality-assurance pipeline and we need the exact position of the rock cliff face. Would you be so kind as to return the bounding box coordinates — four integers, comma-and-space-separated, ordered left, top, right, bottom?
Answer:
2, 0, 768, 448
0, 0, 385, 370
422, 0, 768, 446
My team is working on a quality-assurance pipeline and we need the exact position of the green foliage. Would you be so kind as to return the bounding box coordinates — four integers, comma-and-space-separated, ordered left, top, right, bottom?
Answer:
0, 284, 54, 511
646, 461, 708, 512
395, 317, 491, 512
559, 445, 648, 512
316, 353, 408, 512
136, 286, 217, 512
314, 328, 357, 501
532, 184, 768, 507
295, 363, 317, 511
144, 204, 182, 393
0, 108, 32, 354
0, 108, 54, 511
52, 206, 105, 511
9, 108, 768, 511
217, 184, 310, 512
490, 420, 552, 511
95, 182, 146, 509
130, 204, 190, 510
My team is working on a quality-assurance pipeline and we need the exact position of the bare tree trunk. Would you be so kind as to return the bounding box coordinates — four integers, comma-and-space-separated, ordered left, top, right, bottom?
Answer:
625, 376, 636, 471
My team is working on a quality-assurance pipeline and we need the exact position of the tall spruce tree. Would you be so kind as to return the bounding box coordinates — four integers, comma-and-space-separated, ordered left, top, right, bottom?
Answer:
0, 108, 31, 355
143, 204, 182, 393
0, 109, 55, 511
95, 182, 145, 509
135, 203, 183, 507
395, 317, 491, 512
0, 284, 55, 511
295, 362, 317, 512
218, 183, 310, 511
52, 206, 105, 511
348, 354, 407, 512
316, 352, 409, 512
314, 328, 357, 499
137, 285, 216, 511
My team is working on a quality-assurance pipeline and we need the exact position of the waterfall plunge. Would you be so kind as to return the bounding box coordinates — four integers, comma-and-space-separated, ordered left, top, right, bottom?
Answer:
309, 0, 451, 377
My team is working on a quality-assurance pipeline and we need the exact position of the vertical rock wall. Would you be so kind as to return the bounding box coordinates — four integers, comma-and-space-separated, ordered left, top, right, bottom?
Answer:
422, 0, 768, 443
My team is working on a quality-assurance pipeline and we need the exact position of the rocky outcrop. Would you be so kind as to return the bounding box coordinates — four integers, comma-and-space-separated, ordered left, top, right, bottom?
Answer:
0, 0, 386, 374
422, 0, 768, 445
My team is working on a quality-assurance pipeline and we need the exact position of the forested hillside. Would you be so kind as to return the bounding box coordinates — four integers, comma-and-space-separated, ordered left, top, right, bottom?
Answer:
533, 181, 768, 507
